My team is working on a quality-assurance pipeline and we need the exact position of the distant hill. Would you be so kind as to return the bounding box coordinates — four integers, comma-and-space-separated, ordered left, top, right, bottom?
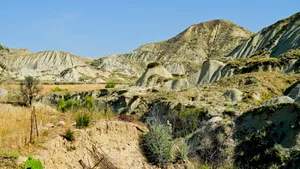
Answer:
93, 19, 253, 75
0, 12, 299, 83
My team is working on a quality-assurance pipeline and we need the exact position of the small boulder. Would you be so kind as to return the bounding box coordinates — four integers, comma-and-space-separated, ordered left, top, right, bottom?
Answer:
224, 88, 243, 105
45, 123, 55, 128
262, 96, 294, 105
287, 84, 300, 102
56, 121, 66, 126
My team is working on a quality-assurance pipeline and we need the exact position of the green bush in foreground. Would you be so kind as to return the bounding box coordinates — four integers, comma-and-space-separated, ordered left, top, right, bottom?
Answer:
142, 124, 172, 167
24, 156, 43, 169
76, 113, 91, 129
105, 81, 116, 88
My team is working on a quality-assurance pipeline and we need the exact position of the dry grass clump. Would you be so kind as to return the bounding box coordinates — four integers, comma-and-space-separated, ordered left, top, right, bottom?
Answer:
0, 103, 59, 150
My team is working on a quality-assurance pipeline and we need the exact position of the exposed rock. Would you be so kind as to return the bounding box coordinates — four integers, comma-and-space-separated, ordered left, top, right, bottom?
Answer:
94, 20, 252, 76
188, 60, 235, 86
224, 88, 243, 105
59, 66, 97, 82
56, 121, 66, 126
162, 78, 190, 91
229, 12, 300, 58
136, 65, 173, 87
262, 96, 295, 105
45, 123, 55, 128
91, 54, 144, 77
189, 56, 299, 87
285, 81, 300, 101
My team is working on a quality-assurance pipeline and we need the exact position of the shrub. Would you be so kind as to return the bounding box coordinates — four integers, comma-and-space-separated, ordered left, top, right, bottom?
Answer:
57, 98, 66, 112
169, 108, 204, 138
173, 138, 189, 162
57, 98, 80, 112
0, 150, 19, 159
234, 126, 288, 168
142, 124, 172, 167
64, 99, 80, 112
63, 129, 75, 141
105, 81, 116, 88
79, 75, 91, 82
147, 62, 161, 69
76, 113, 91, 129
24, 156, 43, 169
84, 96, 95, 111
51, 87, 68, 92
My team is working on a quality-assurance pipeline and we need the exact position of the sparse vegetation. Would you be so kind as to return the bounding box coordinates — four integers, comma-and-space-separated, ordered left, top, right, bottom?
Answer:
105, 81, 116, 88
63, 129, 75, 141
57, 98, 80, 112
79, 75, 91, 82
51, 87, 68, 92
0, 150, 19, 159
83, 96, 95, 111
173, 138, 189, 162
168, 108, 205, 138
76, 113, 91, 129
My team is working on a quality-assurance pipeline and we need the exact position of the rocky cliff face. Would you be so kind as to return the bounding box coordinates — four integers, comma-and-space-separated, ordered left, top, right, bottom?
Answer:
189, 54, 299, 87
229, 12, 300, 58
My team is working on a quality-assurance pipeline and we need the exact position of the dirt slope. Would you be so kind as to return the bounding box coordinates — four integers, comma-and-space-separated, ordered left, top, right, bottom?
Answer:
36, 120, 153, 169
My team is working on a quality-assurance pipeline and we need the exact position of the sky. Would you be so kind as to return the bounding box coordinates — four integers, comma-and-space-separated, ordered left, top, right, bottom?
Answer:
0, 0, 299, 58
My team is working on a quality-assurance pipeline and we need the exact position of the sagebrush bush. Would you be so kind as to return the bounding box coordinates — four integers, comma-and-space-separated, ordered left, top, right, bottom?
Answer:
169, 108, 204, 138
57, 98, 66, 112
142, 124, 173, 167
84, 96, 95, 111
65, 99, 80, 111
63, 129, 75, 141
173, 138, 189, 162
76, 113, 91, 129
57, 98, 80, 112
105, 81, 116, 88
234, 125, 288, 168
24, 156, 43, 169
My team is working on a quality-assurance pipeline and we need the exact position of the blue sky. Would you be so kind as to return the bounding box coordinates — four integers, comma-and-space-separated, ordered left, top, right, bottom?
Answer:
0, 0, 299, 58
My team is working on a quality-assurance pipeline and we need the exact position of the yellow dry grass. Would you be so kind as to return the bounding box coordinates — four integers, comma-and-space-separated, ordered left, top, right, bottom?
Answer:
1, 84, 108, 94
0, 103, 60, 150
0, 102, 118, 154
